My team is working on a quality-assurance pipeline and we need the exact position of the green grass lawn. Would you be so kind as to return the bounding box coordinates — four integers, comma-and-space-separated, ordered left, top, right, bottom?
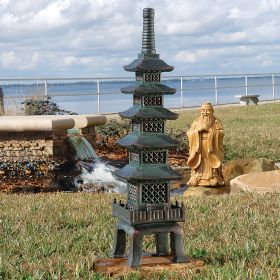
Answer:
1, 103, 280, 279
168, 102, 280, 161
1, 192, 279, 279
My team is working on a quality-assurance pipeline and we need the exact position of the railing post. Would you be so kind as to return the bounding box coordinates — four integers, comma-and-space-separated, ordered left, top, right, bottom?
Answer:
97, 79, 100, 114
272, 74, 275, 100
245, 75, 248, 95
180, 77, 184, 108
0, 87, 4, 116
214, 76, 218, 104
44, 80, 48, 100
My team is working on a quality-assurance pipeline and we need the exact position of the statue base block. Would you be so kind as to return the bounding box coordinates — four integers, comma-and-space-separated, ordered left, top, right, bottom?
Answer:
94, 255, 204, 276
184, 185, 231, 197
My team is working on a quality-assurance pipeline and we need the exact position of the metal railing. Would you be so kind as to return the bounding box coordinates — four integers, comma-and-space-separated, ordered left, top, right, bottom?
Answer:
0, 73, 279, 115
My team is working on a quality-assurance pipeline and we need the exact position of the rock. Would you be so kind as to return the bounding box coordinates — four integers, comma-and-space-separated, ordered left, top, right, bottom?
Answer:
78, 182, 114, 193
171, 181, 184, 190
173, 167, 191, 188
230, 170, 280, 193
223, 158, 278, 185
77, 181, 127, 193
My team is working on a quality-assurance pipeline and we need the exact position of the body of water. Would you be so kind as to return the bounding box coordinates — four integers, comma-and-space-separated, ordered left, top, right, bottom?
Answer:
1, 76, 279, 114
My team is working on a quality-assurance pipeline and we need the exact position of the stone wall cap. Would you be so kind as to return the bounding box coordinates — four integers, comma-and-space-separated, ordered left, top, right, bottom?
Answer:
0, 115, 107, 131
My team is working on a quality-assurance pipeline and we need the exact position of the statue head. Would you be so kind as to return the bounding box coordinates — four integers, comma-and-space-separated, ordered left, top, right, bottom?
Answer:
200, 102, 214, 117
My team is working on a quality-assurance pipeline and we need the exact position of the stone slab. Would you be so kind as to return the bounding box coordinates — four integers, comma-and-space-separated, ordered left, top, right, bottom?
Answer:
0, 115, 106, 131
0, 118, 75, 132
183, 185, 231, 197
94, 255, 204, 277
57, 115, 106, 128
230, 170, 280, 193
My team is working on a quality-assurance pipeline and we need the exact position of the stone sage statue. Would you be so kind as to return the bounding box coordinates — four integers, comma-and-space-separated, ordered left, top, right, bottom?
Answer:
187, 102, 224, 187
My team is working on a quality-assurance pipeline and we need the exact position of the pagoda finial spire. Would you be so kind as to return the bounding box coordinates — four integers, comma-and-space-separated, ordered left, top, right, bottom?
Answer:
142, 8, 156, 55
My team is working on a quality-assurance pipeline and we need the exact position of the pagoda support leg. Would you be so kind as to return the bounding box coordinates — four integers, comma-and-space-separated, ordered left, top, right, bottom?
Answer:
111, 225, 126, 258
111, 221, 188, 268
170, 225, 188, 263
127, 228, 143, 268
155, 232, 169, 256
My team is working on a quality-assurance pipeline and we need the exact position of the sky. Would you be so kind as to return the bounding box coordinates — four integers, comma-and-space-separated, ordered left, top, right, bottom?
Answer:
0, 0, 280, 78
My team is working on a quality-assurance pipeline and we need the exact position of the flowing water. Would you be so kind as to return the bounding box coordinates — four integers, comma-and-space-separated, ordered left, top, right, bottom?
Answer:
68, 134, 127, 193
67, 134, 186, 195
68, 135, 99, 161
74, 161, 127, 193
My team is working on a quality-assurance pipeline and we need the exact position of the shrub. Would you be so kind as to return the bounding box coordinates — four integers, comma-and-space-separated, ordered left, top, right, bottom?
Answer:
96, 119, 188, 158
96, 119, 130, 152
166, 127, 188, 156
22, 97, 77, 115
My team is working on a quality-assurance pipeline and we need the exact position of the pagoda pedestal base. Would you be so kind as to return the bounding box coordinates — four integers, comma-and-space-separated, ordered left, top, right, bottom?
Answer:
94, 255, 204, 277
111, 221, 188, 268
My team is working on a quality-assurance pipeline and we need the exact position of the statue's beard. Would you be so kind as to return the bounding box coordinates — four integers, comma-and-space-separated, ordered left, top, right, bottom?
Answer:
200, 115, 215, 127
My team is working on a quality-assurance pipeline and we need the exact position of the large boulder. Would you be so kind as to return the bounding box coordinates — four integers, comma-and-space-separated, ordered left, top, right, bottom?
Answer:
223, 158, 278, 185
230, 170, 280, 193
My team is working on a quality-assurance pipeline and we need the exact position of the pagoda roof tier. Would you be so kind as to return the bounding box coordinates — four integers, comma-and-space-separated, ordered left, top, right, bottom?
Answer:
121, 82, 176, 95
118, 133, 179, 148
115, 164, 181, 181
119, 106, 178, 120
124, 58, 174, 72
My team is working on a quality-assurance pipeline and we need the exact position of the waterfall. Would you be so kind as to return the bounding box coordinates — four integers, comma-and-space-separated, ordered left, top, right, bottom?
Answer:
68, 135, 98, 161
68, 133, 127, 193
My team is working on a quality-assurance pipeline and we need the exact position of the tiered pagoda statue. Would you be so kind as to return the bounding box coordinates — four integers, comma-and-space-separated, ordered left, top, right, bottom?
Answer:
112, 8, 188, 268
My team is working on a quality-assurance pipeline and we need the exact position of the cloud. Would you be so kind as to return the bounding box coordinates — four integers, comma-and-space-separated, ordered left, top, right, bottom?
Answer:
0, 0, 279, 77
260, 0, 280, 11
1, 51, 16, 68
175, 50, 210, 63
1, 51, 40, 70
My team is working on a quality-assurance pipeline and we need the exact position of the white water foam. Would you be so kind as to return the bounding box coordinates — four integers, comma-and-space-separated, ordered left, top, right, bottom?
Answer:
74, 161, 127, 193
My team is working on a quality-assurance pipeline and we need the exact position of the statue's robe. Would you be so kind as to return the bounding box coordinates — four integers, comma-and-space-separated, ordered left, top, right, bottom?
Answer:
187, 117, 224, 186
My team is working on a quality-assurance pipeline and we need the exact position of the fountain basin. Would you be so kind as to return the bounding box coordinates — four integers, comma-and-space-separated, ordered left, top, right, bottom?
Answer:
0, 115, 106, 160
0, 115, 106, 192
